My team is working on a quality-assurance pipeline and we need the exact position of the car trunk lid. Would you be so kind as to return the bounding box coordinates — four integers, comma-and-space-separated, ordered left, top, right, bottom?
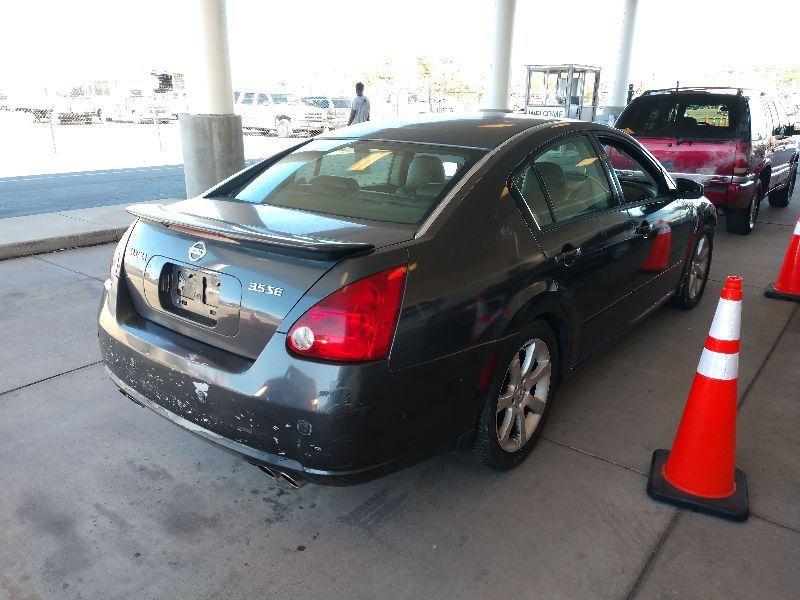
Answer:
121, 198, 415, 359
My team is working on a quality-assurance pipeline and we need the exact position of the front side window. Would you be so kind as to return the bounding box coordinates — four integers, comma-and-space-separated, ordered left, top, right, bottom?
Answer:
231, 140, 481, 225
599, 137, 661, 204
302, 97, 328, 109
533, 136, 613, 222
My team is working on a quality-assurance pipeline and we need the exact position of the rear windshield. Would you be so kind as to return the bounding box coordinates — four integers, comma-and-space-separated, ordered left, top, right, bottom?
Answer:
231, 139, 482, 225
616, 93, 741, 140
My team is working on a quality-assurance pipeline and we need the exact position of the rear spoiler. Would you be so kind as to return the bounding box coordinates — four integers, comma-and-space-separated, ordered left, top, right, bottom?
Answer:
127, 203, 374, 260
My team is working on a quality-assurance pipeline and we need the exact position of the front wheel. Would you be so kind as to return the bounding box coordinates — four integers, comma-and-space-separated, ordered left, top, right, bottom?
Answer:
673, 224, 713, 310
472, 321, 559, 471
768, 165, 796, 208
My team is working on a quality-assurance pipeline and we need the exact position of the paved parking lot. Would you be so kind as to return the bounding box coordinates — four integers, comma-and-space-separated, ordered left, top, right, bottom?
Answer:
1, 197, 799, 599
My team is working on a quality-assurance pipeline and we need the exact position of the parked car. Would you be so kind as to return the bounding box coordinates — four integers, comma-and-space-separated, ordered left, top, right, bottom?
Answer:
616, 87, 799, 234
99, 114, 715, 486
102, 93, 172, 124
301, 95, 351, 129
233, 90, 326, 137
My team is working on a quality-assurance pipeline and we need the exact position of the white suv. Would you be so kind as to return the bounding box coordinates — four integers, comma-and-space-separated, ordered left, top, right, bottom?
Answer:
233, 90, 326, 137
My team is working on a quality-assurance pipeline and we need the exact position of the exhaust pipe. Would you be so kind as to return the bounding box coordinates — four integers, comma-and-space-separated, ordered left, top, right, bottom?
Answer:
257, 465, 306, 488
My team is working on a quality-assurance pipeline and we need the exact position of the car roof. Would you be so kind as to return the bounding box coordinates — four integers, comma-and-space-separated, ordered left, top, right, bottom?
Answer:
318, 113, 558, 150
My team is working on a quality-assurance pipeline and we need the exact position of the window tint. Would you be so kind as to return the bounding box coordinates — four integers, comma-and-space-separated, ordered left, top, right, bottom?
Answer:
241, 92, 254, 106
616, 93, 739, 140
599, 138, 660, 204
533, 136, 613, 222
748, 97, 768, 140
302, 96, 329, 109
272, 93, 295, 104
232, 140, 481, 225
513, 164, 553, 226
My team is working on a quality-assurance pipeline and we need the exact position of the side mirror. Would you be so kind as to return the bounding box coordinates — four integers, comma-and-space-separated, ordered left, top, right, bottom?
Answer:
673, 177, 704, 200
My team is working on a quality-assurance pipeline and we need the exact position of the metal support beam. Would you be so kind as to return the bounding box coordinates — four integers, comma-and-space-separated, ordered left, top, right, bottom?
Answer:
484, 0, 516, 113
609, 0, 639, 112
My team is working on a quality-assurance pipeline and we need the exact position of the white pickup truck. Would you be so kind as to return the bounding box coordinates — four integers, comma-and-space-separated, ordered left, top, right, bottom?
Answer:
233, 90, 326, 137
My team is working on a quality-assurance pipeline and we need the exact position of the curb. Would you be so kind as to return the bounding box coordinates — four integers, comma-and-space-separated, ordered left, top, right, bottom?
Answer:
0, 226, 128, 261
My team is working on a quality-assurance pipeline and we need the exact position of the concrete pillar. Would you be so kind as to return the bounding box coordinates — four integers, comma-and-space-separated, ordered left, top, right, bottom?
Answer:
180, 0, 244, 197
606, 0, 639, 117
484, 0, 516, 113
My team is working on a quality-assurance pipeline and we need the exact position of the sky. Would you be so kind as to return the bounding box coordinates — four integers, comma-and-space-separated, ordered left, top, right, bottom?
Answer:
2, 0, 799, 95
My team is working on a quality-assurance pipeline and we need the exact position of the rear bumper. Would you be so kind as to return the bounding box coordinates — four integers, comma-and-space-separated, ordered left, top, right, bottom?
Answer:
97, 279, 478, 485
106, 366, 397, 485
670, 172, 756, 210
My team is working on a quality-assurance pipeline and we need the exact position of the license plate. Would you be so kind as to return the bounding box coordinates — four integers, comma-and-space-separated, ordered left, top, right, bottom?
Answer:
171, 266, 220, 321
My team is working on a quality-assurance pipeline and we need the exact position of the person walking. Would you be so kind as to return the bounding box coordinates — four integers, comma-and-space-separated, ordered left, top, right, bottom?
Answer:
348, 82, 370, 126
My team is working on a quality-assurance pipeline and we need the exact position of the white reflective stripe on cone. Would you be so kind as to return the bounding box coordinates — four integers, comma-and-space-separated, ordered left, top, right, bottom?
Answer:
697, 348, 739, 381
708, 298, 742, 341
794, 220, 800, 236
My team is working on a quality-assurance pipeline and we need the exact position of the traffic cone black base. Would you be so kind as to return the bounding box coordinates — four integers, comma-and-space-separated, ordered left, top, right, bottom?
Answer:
764, 284, 800, 303
647, 450, 749, 522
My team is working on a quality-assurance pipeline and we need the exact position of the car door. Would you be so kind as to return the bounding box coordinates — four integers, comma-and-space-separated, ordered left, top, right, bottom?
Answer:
596, 133, 695, 317
764, 97, 794, 190
510, 133, 639, 360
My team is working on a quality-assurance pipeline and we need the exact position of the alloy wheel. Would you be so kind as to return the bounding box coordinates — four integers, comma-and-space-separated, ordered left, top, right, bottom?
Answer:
687, 234, 710, 301
496, 339, 552, 452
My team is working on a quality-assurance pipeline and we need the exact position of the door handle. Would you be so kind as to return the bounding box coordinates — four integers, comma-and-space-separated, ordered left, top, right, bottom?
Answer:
557, 245, 582, 266
634, 221, 653, 236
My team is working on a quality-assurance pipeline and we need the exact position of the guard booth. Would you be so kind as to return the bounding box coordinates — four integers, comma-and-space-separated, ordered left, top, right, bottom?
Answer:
524, 65, 601, 121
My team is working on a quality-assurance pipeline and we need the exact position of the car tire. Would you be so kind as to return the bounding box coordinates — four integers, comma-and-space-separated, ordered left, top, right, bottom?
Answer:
726, 180, 761, 235
472, 321, 559, 471
276, 119, 292, 138
672, 223, 714, 310
768, 165, 796, 208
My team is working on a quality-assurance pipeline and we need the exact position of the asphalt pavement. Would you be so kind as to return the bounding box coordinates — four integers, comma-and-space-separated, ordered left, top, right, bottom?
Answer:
0, 200, 798, 599
0, 165, 187, 218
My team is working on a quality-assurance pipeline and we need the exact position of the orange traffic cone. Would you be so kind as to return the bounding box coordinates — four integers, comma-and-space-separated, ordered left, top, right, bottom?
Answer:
765, 217, 800, 302
647, 275, 749, 521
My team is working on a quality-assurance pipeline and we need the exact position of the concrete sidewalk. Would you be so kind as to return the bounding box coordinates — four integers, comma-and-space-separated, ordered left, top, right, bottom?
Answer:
0, 201, 158, 261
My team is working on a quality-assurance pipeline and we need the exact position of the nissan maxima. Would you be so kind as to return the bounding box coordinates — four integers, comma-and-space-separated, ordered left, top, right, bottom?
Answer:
99, 114, 715, 486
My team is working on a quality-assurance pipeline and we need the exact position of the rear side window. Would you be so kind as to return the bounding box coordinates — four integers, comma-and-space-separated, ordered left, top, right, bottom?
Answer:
617, 94, 740, 140
231, 140, 481, 225
513, 165, 553, 227
533, 136, 613, 222
241, 92, 255, 106
256, 93, 270, 106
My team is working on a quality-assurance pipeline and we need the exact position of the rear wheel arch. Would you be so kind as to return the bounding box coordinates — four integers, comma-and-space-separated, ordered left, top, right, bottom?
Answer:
505, 293, 573, 379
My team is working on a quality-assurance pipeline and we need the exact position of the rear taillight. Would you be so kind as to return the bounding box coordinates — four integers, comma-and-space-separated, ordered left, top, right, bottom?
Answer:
287, 265, 408, 362
733, 141, 751, 175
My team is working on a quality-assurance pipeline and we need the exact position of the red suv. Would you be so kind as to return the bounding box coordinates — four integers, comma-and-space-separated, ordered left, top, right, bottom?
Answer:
615, 87, 798, 234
